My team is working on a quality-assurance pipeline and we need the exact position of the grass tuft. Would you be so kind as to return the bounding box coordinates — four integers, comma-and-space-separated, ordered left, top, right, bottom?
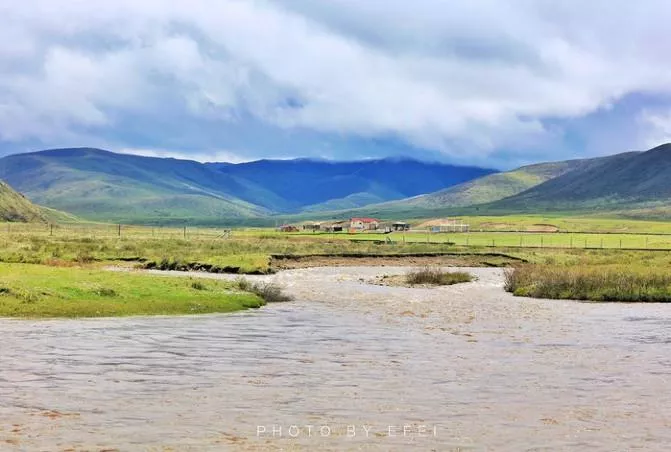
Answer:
405, 266, 473, 286
234, 277, 293, 303
190, 280, 207, 291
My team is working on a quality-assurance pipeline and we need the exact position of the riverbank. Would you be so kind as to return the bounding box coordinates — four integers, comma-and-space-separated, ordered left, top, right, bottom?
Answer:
0, 263, 264, 318
3, 265, 671, 450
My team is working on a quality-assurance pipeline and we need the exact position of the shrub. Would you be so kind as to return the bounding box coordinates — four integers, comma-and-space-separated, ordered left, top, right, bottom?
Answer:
405, 267, 473, 286
190, 280, 207, 291
75, 251, 94, 264
92, 287, 118, 297
234, 277, 292, 302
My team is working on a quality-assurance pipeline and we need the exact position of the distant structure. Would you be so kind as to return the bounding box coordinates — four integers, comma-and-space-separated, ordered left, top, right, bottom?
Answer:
391, 221, 410, 231
322, 220, 348, 232
430, 218, 470, 233
350, 217, 380, 231
302, 222, 322, 232
277, 224, 299, 232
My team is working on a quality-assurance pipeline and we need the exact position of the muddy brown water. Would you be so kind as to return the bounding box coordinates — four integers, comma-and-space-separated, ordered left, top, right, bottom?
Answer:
2, 267, 671, 451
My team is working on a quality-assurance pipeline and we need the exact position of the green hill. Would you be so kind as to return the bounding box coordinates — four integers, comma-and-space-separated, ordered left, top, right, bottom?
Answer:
0, 148, 269, 224
329, 156, 613, 220
0, 180, 46, 222
488, 146, 671, 212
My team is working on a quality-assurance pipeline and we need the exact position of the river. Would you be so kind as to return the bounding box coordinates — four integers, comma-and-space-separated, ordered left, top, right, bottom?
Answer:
1, 267, 671, 451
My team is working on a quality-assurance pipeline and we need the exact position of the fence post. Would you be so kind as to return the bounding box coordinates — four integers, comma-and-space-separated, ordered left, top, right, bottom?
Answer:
50, 223, 53, 236
118, 224, 121, 237
619, 239, 622, 249
183, 226, 187, 239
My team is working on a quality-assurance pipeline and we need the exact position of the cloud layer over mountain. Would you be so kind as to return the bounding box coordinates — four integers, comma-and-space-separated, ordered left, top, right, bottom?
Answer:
2, 0, 671, 166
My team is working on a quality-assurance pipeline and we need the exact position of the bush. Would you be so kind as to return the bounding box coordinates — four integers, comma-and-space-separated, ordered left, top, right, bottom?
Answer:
75, 251, 94, 264
405, 267, 473, 286
190, 280, 207, 291
234, 277, 292, 302
92, 287, 118, 297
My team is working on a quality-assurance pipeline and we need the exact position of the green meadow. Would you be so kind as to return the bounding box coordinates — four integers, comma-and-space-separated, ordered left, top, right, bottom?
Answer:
0, 263, 264, 318
2, 213, 671, 314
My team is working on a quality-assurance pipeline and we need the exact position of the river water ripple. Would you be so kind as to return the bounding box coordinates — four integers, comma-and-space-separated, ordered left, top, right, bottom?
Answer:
1, 267, 671, 451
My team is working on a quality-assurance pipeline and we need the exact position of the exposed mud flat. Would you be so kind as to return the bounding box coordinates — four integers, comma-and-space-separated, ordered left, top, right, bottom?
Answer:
2, 267, 671, 451
270, 254, 520, 270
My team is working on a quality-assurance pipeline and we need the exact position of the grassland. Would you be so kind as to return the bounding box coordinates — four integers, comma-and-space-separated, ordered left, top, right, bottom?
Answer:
2, 216, 671, 312
505, 265, 671, 302
0, 263, 264, 318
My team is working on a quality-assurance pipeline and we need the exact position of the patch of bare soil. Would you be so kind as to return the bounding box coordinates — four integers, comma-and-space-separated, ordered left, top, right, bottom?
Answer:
528, 223, 559, 232
415, 218, 455, 228
271, 254, 519, 270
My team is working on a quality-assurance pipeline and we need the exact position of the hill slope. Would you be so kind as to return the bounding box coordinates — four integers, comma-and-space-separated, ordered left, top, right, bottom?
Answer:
335, 155, 615, 220
0, 180, 46, 222
489, 146, 671, 211
0, 148, 269, 224
0, 148, 494, 224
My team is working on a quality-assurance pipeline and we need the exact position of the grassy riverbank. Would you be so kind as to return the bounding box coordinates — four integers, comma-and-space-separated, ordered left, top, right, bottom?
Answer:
505, 265, 671, 302
0, 264, 265, 318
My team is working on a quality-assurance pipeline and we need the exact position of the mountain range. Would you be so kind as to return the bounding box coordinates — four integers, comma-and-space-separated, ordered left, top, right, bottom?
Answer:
3, 144, 671, 224
0, 148, 493, 224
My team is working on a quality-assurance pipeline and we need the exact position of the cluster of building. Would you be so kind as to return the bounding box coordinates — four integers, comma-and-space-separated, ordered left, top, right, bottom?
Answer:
277, 218, 411, 233
277, 217, 471, 234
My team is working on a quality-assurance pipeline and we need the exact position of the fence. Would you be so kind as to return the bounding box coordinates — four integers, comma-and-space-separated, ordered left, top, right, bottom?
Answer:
0, 222, 232, 239
2, 222, 671, 251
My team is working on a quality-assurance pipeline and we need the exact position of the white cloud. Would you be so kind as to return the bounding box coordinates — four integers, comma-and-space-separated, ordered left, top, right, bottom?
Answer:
119, 147, 252, 164
2, 0, 671, 161
640, 109, 671, 148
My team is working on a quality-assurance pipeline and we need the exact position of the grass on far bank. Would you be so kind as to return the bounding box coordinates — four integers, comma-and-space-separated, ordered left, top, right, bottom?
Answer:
406, 267, 473, 286
0, 263, 266, 318
504, 264, 671, 302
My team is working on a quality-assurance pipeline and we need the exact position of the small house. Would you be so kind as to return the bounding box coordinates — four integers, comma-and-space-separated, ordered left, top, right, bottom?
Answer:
350, 217, 380, 231
322, 221, 347, 232
302, 222, 321, 232
392, 221, 410, 231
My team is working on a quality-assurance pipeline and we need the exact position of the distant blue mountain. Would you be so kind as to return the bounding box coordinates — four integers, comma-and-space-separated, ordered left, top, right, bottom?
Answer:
209, 157, 496, 211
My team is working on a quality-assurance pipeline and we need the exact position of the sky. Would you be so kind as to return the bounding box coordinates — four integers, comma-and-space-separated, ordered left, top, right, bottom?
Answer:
2, 0, 671, 169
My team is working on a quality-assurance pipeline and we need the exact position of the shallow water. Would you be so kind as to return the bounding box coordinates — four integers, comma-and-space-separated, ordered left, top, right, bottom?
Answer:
2, 267, 671, 451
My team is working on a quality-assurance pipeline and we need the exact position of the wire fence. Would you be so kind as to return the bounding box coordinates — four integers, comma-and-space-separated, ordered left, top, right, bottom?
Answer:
0, 223, 232, 239
2, 222, 671, 250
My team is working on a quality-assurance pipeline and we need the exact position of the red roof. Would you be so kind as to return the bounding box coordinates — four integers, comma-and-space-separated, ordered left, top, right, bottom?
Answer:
351, 217, 379, 223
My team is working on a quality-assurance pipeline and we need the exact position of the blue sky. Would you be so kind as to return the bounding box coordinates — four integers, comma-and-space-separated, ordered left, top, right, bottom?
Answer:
2, 0, 671, 169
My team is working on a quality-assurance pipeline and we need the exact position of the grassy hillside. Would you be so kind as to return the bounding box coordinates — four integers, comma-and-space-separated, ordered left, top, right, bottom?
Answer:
489, 146, 671, 212
0, 180, 46, 222
374, 156, 612, 211
0, 148, 269, 224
